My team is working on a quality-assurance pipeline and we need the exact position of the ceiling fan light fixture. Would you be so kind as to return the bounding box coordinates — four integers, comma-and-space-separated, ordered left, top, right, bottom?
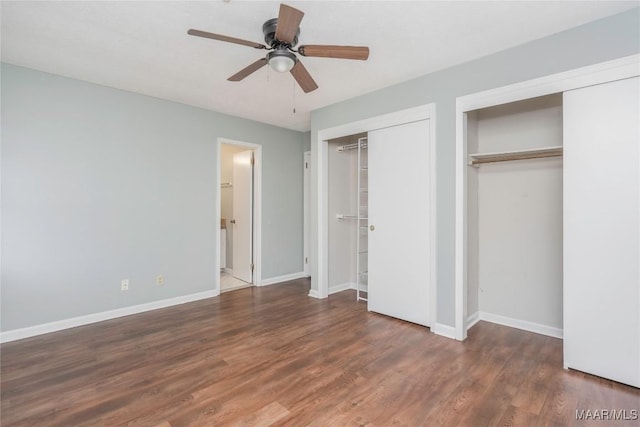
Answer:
267, 49, 296, 73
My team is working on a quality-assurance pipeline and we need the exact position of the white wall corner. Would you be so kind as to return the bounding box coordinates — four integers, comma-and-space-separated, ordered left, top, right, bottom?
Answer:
432, 323, 457, 340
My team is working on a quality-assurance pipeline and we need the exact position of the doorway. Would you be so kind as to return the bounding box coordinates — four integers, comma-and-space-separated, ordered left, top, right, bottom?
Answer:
217, 138, 262, 293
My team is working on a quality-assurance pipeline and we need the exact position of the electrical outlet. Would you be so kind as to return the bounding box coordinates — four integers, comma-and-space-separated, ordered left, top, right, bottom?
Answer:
156, 274, 164, 286
121, 279, 129, 291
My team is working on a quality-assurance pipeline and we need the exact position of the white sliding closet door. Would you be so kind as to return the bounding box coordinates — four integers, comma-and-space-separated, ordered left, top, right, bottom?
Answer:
564, 76, 639, 387
368, 120, 431, 326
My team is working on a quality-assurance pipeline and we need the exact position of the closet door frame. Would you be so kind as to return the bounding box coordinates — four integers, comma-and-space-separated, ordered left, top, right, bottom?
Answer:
312, 103, 437, 330
454, 54, 640, 341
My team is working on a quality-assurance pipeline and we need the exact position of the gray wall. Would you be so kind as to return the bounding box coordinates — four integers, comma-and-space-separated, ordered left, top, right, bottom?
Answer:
310, 8, 640, 327
302, 131, 311, 151
1, 63, 305, 331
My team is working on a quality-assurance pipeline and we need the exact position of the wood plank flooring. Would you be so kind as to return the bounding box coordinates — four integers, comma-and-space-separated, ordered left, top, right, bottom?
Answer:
1, 278, 638, 426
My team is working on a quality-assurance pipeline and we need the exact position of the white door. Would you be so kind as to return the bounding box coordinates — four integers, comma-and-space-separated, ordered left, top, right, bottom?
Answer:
368, 120, 431, 326
232, 150, 254, 284
563, 76, 639, 387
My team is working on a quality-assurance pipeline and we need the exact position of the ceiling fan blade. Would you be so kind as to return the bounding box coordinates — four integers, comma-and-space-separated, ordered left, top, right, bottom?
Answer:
298, 45, 369, 60
290, 61, 318, 93
275, 4, 304, 44
228, 58, 268, 81
188, 29, 266, 49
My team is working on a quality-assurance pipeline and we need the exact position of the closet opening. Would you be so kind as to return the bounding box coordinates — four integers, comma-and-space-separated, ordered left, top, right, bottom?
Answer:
314, 103, 437, 329
326, 133, 369, 300
454, 56, 638, 385
464, 93, 564, 338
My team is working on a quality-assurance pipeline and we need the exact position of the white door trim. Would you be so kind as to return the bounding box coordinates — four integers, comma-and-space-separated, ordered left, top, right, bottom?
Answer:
303, 151, 311, 277
216, 138, 262, 291
313, 104, 437, 328
454, 54, 640, 341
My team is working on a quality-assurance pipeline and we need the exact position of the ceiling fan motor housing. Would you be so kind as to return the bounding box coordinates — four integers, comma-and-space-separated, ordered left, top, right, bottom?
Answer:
263, 18, 299, 48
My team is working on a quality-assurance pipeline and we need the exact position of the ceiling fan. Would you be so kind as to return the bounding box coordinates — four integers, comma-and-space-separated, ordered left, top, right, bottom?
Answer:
188, 3, 369, 93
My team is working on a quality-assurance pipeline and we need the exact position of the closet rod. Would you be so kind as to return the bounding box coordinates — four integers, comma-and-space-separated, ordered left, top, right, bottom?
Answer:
336, 214, 361, 220
469, 146, 563, 166
337, 139, 368, 152
221, 182, 232, 188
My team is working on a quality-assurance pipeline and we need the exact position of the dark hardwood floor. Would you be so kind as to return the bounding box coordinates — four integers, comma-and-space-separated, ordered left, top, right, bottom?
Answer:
1, 278, 638, 426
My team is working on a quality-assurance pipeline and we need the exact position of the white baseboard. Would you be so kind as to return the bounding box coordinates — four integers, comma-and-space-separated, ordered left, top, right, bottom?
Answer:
467, 311, 481, 329
432, 323, 457, 340
329, 282, 356, 295
222, 268, 233, 275
308, 289, 321, 299
259, 271, 307, 287
0, 289, 220, 344
478, 311, 563, 339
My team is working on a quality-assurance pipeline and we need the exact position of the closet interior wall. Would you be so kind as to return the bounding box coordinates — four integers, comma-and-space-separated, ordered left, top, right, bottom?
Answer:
327, 133, 367, 294
467, 94, 564, 335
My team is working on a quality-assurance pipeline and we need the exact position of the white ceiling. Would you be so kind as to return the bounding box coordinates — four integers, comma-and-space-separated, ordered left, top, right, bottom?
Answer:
2, 1, 637, 132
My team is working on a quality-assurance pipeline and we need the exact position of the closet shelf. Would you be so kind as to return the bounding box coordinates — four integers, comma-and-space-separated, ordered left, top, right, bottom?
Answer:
468, 146, 563, 166
357, 136, 368, 303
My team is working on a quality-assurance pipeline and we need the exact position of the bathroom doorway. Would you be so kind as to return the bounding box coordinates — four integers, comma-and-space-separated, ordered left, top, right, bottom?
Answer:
217, 139, 262, 293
